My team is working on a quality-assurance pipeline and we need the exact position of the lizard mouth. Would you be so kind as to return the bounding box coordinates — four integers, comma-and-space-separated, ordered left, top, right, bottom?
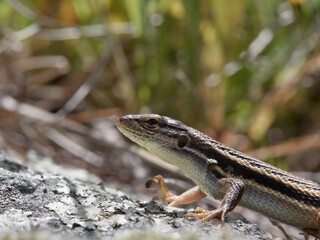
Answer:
116, 117, 150, 148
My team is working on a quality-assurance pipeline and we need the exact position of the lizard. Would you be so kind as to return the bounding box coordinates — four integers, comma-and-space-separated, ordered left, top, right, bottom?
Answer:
116, 114, 320, 238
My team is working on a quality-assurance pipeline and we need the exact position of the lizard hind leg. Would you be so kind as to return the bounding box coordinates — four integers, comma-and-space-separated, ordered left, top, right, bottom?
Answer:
301, 211, 320, 239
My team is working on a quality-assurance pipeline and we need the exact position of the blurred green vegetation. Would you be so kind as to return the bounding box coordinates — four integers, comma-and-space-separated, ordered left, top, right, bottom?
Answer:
0, 0, 320, 170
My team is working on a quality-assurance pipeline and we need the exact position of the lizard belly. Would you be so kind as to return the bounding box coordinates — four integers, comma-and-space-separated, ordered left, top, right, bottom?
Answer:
188, 165, 318, 229
182, 160, 225, 201
240, 183, 318, 229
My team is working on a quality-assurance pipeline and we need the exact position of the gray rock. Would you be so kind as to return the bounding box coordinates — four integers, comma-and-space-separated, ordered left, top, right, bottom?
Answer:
0, 151, 280, 239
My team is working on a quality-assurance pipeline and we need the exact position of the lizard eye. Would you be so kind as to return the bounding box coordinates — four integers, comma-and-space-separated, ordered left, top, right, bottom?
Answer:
177, 135, 188, 148
146, 118, 158, 128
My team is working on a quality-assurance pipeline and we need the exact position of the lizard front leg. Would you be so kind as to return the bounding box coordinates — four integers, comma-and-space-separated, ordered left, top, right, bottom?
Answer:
146, 175, 207, 206
146, 175, 245, 223
185, 178, 244, 222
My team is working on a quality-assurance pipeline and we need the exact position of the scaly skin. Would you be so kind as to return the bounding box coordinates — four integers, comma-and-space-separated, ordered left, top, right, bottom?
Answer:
116, 114, 320, 237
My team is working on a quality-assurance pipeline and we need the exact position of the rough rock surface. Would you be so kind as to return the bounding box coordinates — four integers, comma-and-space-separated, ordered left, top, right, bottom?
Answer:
0, 151, 280, 240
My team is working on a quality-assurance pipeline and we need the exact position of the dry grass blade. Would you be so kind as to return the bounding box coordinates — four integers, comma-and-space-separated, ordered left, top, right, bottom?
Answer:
66, 109, 121, 123
250, 133, 320, 160
3, 0, 61, 27
0, 94, 181, 175
45, 128, 104, 166
56, 41, 113, 119
0, 95, 59, 124
35, 23, 135, 40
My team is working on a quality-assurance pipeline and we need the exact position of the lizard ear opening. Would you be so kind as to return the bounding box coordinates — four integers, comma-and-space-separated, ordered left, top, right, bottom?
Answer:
177, 135, 189, 148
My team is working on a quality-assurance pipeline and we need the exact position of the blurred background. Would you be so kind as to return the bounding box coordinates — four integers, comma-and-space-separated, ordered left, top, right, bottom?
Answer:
0, 0, 319, 237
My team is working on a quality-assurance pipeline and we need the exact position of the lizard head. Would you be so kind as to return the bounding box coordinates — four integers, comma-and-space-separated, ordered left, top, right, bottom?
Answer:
116, 114, 189, 148
116, 114, 193, 166
116, 114, 219, 184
